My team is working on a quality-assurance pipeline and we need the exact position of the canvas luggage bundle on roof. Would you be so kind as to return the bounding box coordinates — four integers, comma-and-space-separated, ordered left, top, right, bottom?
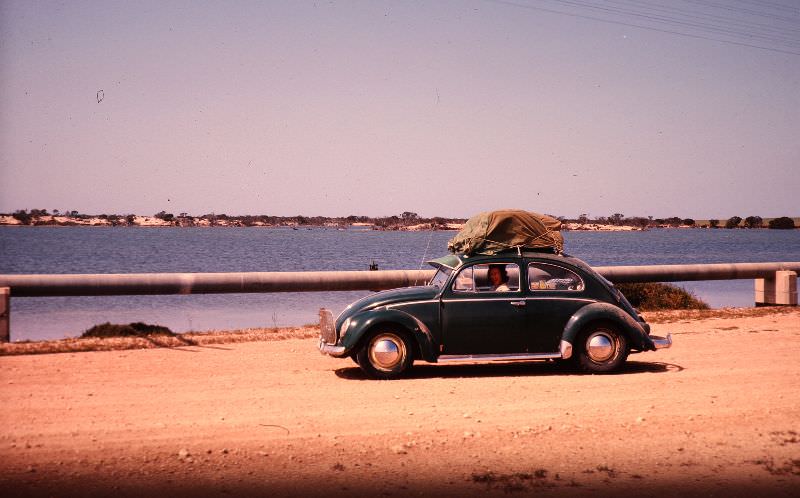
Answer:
447, 210, 564, 255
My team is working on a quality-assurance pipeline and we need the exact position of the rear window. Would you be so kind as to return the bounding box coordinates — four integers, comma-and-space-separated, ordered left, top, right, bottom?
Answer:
528, 262, 584, 291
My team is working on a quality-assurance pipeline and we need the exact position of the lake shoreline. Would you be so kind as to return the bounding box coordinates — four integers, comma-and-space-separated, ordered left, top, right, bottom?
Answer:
2, 214, 797, 230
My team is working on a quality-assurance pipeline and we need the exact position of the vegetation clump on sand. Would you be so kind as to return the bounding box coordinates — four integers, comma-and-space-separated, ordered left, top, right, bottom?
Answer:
1, 326, 319, 356
641, 305, 798, 324
616, 282, 709, 311
81, 322, 174, 338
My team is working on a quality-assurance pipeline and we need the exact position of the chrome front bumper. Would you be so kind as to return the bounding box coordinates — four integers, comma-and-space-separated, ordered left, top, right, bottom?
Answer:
318, 308, 346, 356
318, 338, 346, 357
651, 333, 673, 349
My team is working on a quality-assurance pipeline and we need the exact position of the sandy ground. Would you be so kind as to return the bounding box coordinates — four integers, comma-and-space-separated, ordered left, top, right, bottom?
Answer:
1, 309, 799, 497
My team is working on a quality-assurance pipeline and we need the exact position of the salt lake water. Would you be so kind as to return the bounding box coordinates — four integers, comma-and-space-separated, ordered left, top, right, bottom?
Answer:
1, 226, 799, 341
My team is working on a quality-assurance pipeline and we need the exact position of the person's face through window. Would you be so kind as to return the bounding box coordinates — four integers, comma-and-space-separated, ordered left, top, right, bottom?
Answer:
489, 266, 503, 287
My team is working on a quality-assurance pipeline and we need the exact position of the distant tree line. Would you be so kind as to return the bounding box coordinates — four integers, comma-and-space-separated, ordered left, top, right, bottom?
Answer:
563, 213, 796, 229
714, 215, 796, 229
1, 209, 467, 229
2, 209, 797, 230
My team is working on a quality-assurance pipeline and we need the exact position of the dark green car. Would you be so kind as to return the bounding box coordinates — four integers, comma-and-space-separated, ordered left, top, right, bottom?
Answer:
319, 251, 672, 379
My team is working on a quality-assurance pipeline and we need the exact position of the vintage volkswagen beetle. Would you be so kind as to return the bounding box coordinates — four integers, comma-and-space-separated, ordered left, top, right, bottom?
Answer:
319, 250, 672, 379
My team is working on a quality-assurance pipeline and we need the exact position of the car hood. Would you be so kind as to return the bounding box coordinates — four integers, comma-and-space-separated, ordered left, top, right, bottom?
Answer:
337, 286, 439, 323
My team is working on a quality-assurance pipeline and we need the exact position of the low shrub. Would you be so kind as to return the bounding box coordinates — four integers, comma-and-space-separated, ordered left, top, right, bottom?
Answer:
616, 282, 709, 311
768, 217, 796, 229
81, 322, 174, 338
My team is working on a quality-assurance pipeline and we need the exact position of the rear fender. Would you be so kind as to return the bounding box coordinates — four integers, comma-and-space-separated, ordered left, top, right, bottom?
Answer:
341, 309, 438, 362
562, 302, 654, 352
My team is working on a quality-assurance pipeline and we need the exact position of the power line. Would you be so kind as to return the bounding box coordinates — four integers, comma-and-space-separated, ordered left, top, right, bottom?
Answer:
686, 0, 799, 24
609, 0, 800, 36
482, 0, 800, 56
543, 0, 800, 47
731, 0, 800, 15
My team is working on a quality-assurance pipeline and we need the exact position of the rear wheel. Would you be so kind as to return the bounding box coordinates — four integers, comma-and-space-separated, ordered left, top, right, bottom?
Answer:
576, 323, 629, 373
356, 329, 414, 379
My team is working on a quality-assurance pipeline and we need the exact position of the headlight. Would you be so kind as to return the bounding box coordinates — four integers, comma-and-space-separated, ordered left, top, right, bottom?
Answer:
339, 317, 353, 339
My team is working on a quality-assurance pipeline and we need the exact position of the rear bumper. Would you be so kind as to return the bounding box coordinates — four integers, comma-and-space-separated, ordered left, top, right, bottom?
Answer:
651, 333, 672, 349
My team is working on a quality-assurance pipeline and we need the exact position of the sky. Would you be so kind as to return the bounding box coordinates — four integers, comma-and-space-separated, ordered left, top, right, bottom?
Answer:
1, 0, 798, 219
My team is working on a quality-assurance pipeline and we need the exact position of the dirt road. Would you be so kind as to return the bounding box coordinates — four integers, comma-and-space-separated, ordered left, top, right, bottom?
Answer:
2, 309, 799, 497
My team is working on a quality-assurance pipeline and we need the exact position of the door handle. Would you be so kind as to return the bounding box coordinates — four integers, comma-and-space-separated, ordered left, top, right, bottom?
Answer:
509, 300, 526, 307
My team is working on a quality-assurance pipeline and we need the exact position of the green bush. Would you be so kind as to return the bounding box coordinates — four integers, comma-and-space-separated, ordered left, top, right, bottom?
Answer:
616, 283, 709, 311
12, 210, 32, 225
725, 216, 742, 228
81, 322, 174, 338
744, 216, 763, 228
768, 217, 795, 229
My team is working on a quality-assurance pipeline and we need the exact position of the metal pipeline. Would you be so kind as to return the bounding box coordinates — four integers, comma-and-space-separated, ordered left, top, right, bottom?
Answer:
594, 262, 800, 283
1, 262, 798, 297
0, 270, 436, 297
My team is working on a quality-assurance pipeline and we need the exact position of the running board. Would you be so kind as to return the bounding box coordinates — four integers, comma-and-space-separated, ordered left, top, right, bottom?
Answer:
437, 352, 562, 363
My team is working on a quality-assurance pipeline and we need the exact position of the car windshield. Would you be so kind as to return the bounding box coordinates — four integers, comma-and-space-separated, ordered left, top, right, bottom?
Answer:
429, 267, 452, 288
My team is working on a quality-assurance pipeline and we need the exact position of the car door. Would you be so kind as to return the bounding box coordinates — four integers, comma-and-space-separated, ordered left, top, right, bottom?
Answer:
523, 261, 590, 353
440, 262, 527, 354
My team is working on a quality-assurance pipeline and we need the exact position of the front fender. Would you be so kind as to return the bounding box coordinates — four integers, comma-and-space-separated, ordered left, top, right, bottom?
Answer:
340, 308, 438, 362
562, 302, 654, 352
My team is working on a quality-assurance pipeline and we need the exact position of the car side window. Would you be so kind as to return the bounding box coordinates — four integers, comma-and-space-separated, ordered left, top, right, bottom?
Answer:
452, 263, 520, 293
528, 263, 584, 291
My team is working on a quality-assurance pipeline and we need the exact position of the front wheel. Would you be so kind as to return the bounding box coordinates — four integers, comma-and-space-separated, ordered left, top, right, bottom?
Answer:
576, 323, 629, 373
356, 330, 414, 379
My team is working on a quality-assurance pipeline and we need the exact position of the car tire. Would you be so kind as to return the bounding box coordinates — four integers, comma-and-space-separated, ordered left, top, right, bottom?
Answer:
356, 329, 414, 379
576, 323, 629, 373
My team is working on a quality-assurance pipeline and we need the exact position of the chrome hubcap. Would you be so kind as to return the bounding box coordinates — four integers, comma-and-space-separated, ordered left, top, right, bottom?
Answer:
586, 331, 615, 362
369, 334, 406, 371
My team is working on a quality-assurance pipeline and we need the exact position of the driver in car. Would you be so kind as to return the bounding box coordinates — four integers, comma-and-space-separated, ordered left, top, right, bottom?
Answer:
488, 264, 510, 292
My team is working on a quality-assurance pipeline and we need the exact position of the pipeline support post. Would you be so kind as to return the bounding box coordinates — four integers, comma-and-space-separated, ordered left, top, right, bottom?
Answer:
755, 271, 797, 306
0, 287, 9, 342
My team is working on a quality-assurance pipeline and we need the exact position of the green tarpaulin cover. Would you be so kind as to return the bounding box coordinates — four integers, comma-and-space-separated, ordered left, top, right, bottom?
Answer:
447, 210, 564, 255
